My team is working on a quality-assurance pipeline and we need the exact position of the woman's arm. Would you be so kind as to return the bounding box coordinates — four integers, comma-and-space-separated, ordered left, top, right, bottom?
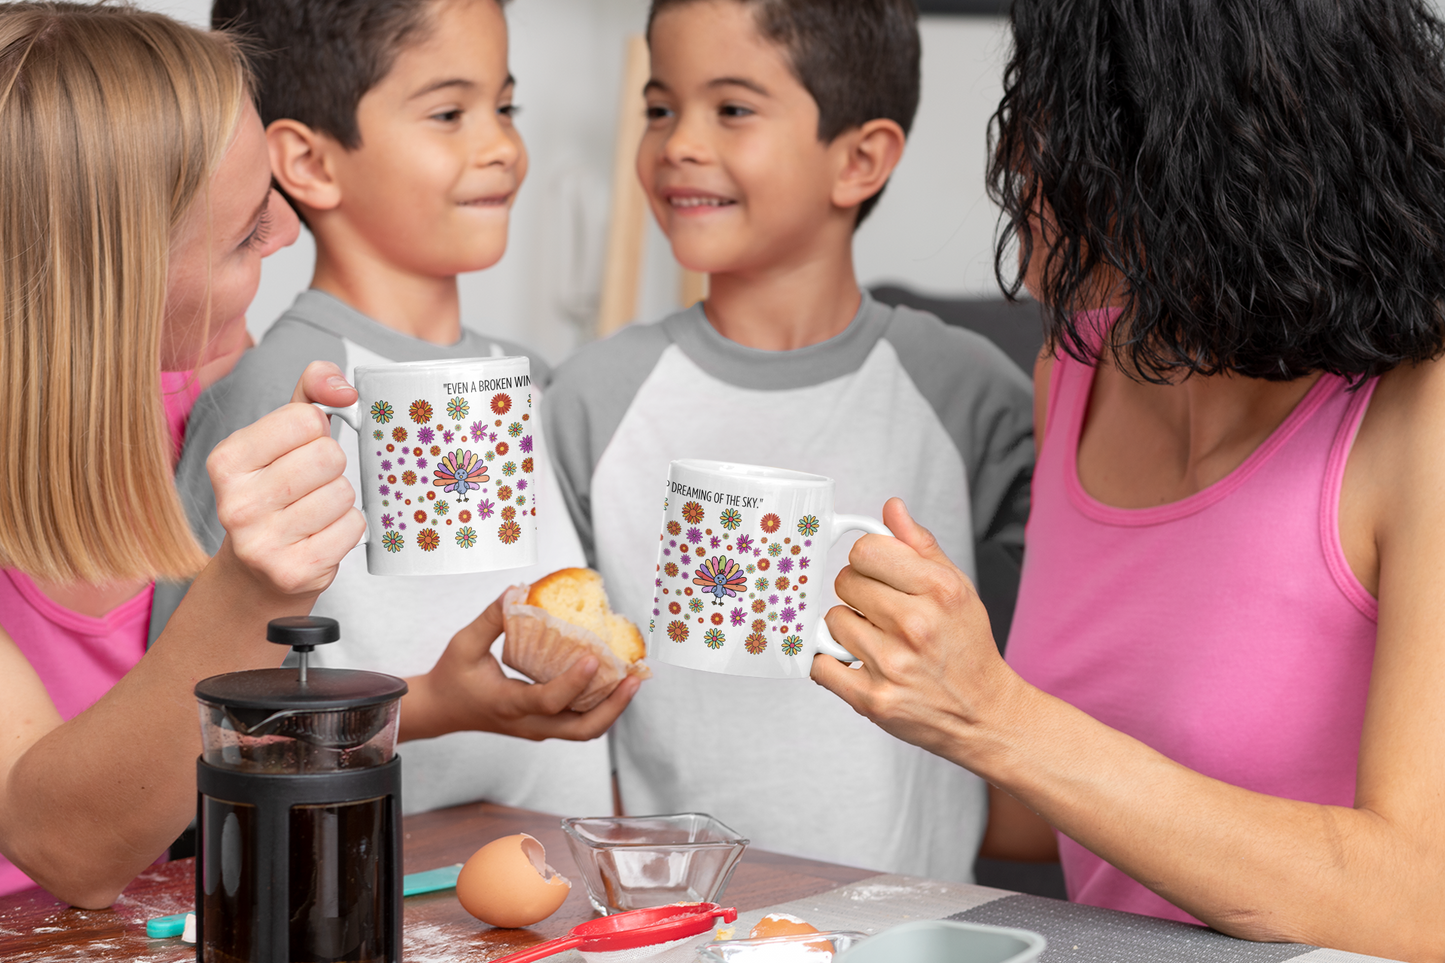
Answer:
814, 469, 1445, 959
0, 363, 365, 908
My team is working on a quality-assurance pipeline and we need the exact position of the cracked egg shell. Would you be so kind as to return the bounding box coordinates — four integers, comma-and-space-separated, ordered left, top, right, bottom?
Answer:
456, 833, 571, 928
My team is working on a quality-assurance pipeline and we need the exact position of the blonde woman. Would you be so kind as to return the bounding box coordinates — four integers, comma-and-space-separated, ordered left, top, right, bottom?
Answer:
0, 3, 634, 910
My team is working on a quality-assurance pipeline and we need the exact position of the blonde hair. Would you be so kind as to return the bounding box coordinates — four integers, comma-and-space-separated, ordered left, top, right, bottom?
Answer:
0, 3, 248, 583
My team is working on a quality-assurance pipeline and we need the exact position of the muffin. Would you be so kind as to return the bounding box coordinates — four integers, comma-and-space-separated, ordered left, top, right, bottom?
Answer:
502, 568, 649, 711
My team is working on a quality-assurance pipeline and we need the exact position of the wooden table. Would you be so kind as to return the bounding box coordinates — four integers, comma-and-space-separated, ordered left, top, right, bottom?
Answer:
0, 801, 875, 962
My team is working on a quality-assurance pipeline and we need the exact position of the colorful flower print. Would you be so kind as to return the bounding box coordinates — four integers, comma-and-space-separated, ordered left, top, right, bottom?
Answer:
485, 451, 495, 461
490, 393, 512, 415
520, 435, 534, 454
768, 543, 783, 558
392, 426, 408, 442
492, 520, 520, 545
501, 461, 517, 477
443, 431, 455, 444
734, 534, 754, 553
797, 515, 820, 538
497, 485, 513, 501
434, 500, 449, 516
508, 422, 523, 438
522, 457, 534, 474
757, 558, 771, 571
686, 527, 703, 544
502, 505, 516, 521
517, 479, 527, 491
433, 450, 489, 500
664, 562, 679, 578
799, 557, 811, 569
719, 508, 742, 531
380, 459, 393, 471
730, 607, 746, 626
667, 520, 682, 536
471, 420, 487, 438
667, 620, 690, 643
373, 429, 385, 441
409, 400, 434, 424
752, 599, 767, 614
477, 499, 495, 520
447, 397, 469, 420
775, 576, 790, 591
768, 594, 780, 605
371, 401, 395, 423
414, 510, 428, 524
455, 526, 478, 548
427, 446, 440, 457
760, 513, 781, 534
383, 530, 404, 553
704, 628, 726, 649
417, 528, 440, 551
417, 427, 435, 444
682, 501, 705, 524
781, 636, 803, 656
791, 544, 802, 555
402, 470, 418, 486
777, 557, 794, 574
754, 577, 770, 593
688, 597, 704, 613
766, 611, 778, 623
416, 458, 428, 470
378, 485, 390, 497
692, 556, 747, 602
669, 601, 682, 615
752, 619, 766, 633
458, 510, 472, 524
711, 612, 725, 625
709, 536, 721, 549
744, 632, 767, 655
494, 441, 509, 457
780, 606, 797, 623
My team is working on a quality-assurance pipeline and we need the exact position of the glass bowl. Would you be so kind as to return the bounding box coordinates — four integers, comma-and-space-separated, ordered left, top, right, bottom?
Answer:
561, 813, 749, 915
699, 931, 869, 961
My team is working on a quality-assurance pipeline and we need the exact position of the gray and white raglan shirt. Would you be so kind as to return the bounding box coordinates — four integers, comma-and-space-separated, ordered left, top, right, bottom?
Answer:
155, 290, 612, 818
545, 293, 1034, 882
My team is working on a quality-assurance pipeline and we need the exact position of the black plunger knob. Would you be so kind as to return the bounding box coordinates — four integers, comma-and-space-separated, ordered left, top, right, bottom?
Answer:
266, 616, 340, 654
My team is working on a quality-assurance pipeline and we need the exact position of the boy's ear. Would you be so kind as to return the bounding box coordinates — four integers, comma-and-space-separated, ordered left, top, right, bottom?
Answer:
267, 119, 343, 214
830, 118, 907, 215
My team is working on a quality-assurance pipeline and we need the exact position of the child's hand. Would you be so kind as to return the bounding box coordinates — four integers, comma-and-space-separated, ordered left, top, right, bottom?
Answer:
401, 596, 642, 743
206, 361, 366, 597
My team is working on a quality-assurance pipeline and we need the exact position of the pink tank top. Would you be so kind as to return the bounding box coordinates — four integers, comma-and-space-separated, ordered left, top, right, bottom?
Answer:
1005, 328, 1379, 924
0, 371, 202, 897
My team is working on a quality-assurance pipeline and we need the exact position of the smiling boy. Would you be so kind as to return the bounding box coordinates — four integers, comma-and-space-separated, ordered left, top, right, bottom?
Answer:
545, 0, 1034, 880
154, 0, 632, 817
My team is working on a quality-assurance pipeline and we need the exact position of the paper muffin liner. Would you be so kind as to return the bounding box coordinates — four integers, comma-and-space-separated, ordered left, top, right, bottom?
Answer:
502, 584, 651, 712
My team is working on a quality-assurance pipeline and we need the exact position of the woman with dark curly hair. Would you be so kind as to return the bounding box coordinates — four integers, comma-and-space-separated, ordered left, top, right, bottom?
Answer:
812, 0, 1445, 956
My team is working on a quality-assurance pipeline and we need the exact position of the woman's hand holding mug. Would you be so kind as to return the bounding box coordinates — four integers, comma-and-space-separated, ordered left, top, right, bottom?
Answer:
206, 361, 367, 599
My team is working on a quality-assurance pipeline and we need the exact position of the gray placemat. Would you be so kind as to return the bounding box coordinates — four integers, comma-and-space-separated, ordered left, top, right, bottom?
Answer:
953, 894, 1319, 963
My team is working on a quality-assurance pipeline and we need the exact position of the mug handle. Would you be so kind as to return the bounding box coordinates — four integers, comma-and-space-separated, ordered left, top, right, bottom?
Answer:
315, 402, 360, 431
315, 402, 368, 545
812, 514, 893, 663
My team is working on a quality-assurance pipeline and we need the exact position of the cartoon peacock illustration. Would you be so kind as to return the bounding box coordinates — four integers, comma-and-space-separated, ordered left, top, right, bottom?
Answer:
692, 555, 748, 604
432, 449, 489, 501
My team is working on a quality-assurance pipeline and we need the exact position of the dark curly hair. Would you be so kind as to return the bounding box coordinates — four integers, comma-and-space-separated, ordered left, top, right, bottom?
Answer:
649, 0, 920, 226
988, 0, 1445, 382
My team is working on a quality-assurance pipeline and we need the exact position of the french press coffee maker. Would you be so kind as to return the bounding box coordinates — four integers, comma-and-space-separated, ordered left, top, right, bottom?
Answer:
194, 617, 408, 963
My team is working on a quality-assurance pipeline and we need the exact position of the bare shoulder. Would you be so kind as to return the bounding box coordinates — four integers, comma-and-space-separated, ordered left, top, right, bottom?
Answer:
1344, 356, 1445, 596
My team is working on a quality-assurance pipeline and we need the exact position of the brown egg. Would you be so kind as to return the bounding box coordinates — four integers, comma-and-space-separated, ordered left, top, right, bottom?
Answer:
455, 833, 571, 928
750, 913, 831, 952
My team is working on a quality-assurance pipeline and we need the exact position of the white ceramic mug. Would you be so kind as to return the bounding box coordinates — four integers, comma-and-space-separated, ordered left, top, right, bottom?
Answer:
645, 460, 890, 679
318, 357, 538, 576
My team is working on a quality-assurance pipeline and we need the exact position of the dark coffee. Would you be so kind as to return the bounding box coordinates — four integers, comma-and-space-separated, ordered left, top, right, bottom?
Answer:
201, 796, 388, 963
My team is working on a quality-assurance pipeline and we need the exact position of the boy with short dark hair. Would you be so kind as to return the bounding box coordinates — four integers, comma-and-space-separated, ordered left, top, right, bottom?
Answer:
156, 0, 634, 817
545, 0, 1034, 881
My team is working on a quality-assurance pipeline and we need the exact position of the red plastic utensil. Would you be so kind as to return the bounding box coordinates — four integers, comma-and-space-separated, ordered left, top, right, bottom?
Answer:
487, 902, 738, 963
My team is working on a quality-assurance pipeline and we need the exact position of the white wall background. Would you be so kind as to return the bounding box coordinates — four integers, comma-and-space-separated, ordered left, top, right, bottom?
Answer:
138, 0, 1012, 363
